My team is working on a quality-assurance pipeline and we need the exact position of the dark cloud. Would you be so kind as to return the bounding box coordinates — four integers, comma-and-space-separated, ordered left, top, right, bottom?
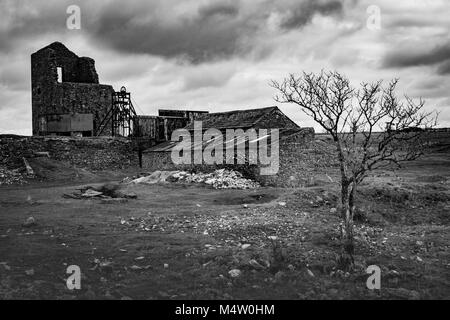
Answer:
383, 43, 450, 74
87, 0, 347, 63
437, 60, 450, 75
385, 17, 430, 30
88, 2, 248, 64
198, 2, 239, 19
0, 0, 70, 53
0, 0, 349, 63
280, 0, 343, 30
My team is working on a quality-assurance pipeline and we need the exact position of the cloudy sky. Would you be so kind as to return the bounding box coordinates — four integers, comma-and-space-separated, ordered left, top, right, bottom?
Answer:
1, 0, 449, 134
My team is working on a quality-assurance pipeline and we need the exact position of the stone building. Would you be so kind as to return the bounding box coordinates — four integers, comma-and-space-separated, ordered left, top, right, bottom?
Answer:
142, 107, 316, 186
31, 42, 115, 136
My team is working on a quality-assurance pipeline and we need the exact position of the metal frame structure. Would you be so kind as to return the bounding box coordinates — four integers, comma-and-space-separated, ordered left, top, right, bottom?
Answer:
96, 86, 138, 137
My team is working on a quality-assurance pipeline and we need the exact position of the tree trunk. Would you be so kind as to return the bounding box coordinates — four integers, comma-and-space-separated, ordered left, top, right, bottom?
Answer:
339, 181, 354, 270
349, 182, 356, 221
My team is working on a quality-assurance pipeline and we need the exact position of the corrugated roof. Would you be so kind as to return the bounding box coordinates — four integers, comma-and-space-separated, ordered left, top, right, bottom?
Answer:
144, 128, 307, 153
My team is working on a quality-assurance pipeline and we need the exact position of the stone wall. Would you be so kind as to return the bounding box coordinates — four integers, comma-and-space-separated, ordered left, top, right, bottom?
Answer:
256, 139, 339, 187
56, 82, 114, 135
0, 135, 138, 171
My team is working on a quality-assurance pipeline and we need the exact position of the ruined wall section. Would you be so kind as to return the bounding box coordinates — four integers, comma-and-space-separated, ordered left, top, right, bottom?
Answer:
31, 42, 113, 136
74, 57, 99, 83
55, 83, 114, 135
0, 136, 138, 171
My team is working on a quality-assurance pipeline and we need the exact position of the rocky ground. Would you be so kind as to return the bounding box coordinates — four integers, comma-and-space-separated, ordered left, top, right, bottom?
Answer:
0, 166, 29, 185
0, 153, 449, 299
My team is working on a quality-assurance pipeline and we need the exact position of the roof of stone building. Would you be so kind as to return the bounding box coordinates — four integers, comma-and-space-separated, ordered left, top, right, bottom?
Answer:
183, 106, 299, 130
144, 127, 313, 153
144, 106, 307, 153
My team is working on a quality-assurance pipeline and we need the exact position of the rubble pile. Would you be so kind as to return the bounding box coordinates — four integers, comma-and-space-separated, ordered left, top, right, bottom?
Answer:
171, 169, 260, 189
130, 171, 178, 185
129, 169, 260, 189
0, 166, 28, 185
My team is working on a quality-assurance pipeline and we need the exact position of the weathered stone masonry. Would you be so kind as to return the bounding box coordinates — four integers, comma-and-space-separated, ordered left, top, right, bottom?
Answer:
0, 136, 137, 171
31, 42, 114, 136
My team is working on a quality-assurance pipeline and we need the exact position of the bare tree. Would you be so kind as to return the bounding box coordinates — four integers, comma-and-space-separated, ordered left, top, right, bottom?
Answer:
271, 71, 438, 269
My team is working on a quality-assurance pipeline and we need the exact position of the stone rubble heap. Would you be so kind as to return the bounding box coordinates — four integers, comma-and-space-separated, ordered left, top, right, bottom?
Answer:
129, 169, 260, 189
170, 169, 260, 189
0, 166, 28, 185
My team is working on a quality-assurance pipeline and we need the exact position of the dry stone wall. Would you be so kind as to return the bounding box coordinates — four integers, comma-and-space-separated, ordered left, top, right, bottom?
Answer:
0, 135, 138, 171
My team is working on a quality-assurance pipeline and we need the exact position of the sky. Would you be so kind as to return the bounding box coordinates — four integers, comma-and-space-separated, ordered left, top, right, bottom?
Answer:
1, 0, 449, 135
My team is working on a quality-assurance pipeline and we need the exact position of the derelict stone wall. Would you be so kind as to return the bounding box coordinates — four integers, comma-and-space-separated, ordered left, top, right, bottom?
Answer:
55, 83, 114, 135
0, 136, 138, 171
256, 139, 339, 187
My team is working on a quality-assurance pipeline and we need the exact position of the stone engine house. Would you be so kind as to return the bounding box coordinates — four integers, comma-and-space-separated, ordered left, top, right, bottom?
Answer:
31, 42, 115, 137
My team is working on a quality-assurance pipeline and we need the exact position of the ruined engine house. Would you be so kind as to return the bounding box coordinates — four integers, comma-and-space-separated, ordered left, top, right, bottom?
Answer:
31, 42, 137, 137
